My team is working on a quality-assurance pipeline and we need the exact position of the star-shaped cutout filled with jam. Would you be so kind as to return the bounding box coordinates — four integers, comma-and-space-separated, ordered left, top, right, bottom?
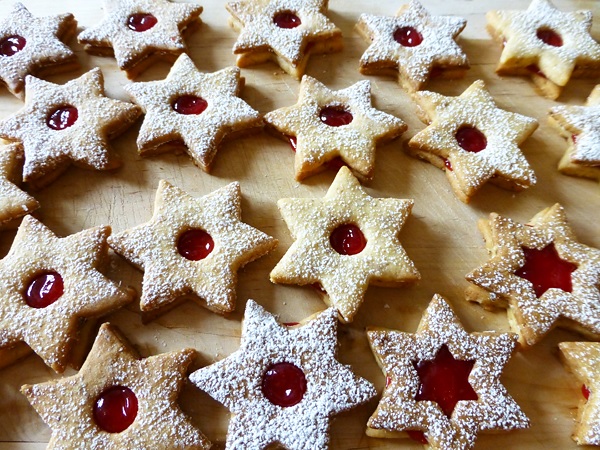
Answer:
355, 0, 469, 92
108, 179, 277, 317
465, 203, 600, 347
367, 294, 529, 450
0, 143, 39, 225
270, 166, 420, 323
78, 0, 202, 78
0, 2, 79, 99
124, 53, 262, 173
0, 216, 133, 372
21, 323, 211, 449
408, 80, 538, 203
264, 75, 406, 182
190, 299, 375, 450
226, 0, 343, 78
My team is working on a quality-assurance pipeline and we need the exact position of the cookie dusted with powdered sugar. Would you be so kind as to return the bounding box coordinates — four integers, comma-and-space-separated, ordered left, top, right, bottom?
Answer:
0, 143, 39, 226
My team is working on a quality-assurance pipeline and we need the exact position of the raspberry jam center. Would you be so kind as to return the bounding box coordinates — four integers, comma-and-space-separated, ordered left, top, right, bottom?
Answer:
330, 224, 367, 255
273, 11, 301, 29
127, 13, 158, 32
583, 385, 590, 400
515, 243, 577, 298
393, 26, 423, 47
93, 386, 138, 433
25, 271, 64, 308
262, 362, 307, 407
455, 126, 487, 152
177, 229, 214, 261
0, 35, 26, 56
536, 28, 563, 47
46, 105, 78, 130
319, 107, 353, 127
172, 95, 208, 115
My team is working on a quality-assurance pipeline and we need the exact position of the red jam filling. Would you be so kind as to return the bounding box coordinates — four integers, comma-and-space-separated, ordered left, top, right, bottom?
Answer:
443, 157, 453, 171
273, 11, 301, 29
311, 282, 327, 294
394, 26, 423, 47
536, 28, 563, 47
177, 229, 214, 261
93, 386, 138, 433
127, 13, 158, 32
262, 362, 307, 407
455, 126, 487, 153
514, 243, 577, 298
172, 95, 208, 115
407, 430, 428, 444
582, 384, 590, 400
330, 224, 367, 256
283, 322, 299, 327
526, 64, 546, 78
46, 105, 78, 130
25, 271, 64, 309
319, 107, 353, 127
0, 35, 26, 57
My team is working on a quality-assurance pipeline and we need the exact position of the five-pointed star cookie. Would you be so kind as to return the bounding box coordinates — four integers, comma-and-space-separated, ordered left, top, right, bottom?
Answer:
264, 75, 406, 182
487, 0, 600, 99
124, 53, 262, 173
367, 294, 529, 449
0, 143, 39, 225
0, 2, 79, 99
226, 0, 343, 78
190, 299, 376, 450
465, 203, 600, 347
0, 216, 133, 372
356, 0, 469, 92
407, 79, 538, 203
78, 0, 202, 78
270, 166, 420, 323
21, 323, 211, 449
108, 179, 277, 317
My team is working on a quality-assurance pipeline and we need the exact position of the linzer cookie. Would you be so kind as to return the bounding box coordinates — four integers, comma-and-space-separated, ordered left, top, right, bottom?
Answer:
0, 2, 79, 99
407, 80, 538, 203
367, 294, 529, 449
78, 0, 202, 78
486, 0, 600, 99
190, 299, 376, 450
465, 204, 600, 347
21, 323, 211, 449
0, 143, 39, 226
225, 0, 343, 79
108, 180, 277, 318
355, 0, 469, 92
270, 166, 420, 323
264, 75, 406, 182
124, 53, 262, 173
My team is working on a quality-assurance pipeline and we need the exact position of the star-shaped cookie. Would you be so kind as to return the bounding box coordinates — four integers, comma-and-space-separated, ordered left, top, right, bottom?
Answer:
264, 75, 406, 182
0, 216, 134, 372
0, 68, 142, 190
0, 143, 39, 226
108, 179, 277, 317
407, 79, 538, 203
465, 203, 600, 347
226, 0, 343, 78
355, 0, 469, 92
367, 294, 529, 449
270, 166, 420, 323
190, 299, 376, 450
124, 53, 263, 173
21, 323, 211, 449
487, 0, 600, 99
0, 2, 79, 99
78, 0, 203, 78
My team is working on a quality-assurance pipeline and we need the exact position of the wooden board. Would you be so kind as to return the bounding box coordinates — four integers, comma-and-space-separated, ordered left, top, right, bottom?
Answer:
0, 0, 599, 448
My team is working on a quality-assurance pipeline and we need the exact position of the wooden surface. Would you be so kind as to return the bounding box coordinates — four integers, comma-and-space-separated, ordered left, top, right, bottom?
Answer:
1, 0, 599, 448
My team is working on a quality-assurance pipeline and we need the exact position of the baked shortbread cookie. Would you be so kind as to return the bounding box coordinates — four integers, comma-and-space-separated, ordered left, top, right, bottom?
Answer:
0, 2, 79, 99
407, 80, 538, 203
78, 0, 202, 78
486, 0, 600, 99
465, 204, 600, 347
108, 180, 277, 318
226, 0, 343, 79
270, 166, 420, 323
367, 294, 529, 449
125, 53, 263, 173
190, 299, 376, 450
264, 75, 406, 182
0, 143, 39, 226
355, 0, 469, 92
21, 323, 211, 450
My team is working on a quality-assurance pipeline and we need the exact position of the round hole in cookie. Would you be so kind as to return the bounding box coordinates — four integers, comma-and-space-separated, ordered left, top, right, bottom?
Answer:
393, 26, 423, 47
93, 385, 138, 433
127, 13, 158, 32
0, 35, 26, 57
24, 271, 64, 308
172, 95, 208, 115
455, 126, 487, 153
262, 362, 307, 407
536, 27, 563, 47
319, 106, 353, 127
330, 224, 367, 256
46, 105, 78, 130
273, 11, 301, 29
177, 229, 214, 261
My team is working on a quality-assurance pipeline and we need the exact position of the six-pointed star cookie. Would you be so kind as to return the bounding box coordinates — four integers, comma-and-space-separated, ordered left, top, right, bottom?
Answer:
21, 323, 211, 449
367, 294, 529, 450
356, 0, 469, 92
0, 216, 133, 372
0, 2, 79, 99
487, 0, 600, 99
226, 0, 343, 78
190, 299, 376, 450
270, 166, 420, 323
124, 53, 263, 173
0, 143, 39, 225
78, 0, 202, 78
108, 179, 277, 316
264, 75, 406, 181
408, 79, 538, 203
465, 203, 600, 347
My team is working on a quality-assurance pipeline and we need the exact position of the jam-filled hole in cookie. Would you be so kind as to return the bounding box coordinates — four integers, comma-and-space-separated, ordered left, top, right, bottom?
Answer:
273, 11, 301, 29
127, 13, 158, 32
330, 224, 367, 256
171, 95, 208, 115
0, 35, 26, 57
393, 26, 423, 47
24, 271, 64, 309
536, 27, 563, 47
261, 362, 307, 407
46, 105, 79, 130
177, 229, 214, 261
93, 385, 138, 433
319, 106, 353, 127
455, 125, 487, 153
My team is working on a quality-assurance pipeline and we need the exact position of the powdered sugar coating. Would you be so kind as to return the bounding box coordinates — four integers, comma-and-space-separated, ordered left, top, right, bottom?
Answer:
190, 300, 376, 450
0, 143, 39, 225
